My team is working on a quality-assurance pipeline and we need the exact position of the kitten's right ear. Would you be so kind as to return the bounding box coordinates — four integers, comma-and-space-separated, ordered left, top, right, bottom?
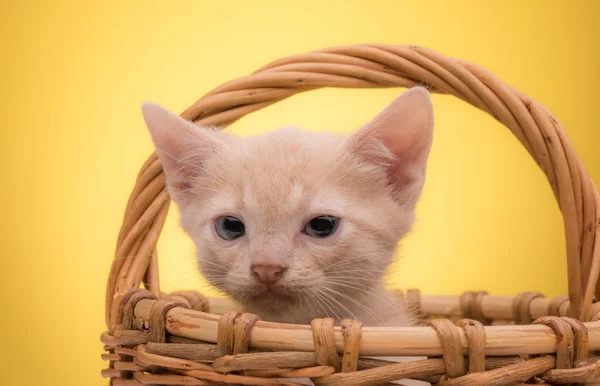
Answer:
141, 103, 224, 205
347, 87, 434, 204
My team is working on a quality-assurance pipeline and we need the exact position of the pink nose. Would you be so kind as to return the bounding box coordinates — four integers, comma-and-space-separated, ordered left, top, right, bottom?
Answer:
251, 264, 286, 284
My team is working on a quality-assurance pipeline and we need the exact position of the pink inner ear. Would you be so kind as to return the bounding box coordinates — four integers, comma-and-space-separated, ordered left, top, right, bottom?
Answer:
141, 102, 224, 204
372, 88, 433, 163
348, 87, 434, 193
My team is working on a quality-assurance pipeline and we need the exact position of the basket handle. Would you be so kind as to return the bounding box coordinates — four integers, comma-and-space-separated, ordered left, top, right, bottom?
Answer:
105, 44, 599, 327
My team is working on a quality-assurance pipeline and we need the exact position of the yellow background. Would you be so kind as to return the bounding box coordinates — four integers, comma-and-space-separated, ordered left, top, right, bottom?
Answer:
1, 1, 599, 385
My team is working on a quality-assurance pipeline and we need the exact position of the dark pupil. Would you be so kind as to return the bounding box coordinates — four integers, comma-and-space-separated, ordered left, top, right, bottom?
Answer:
310, 216, 335, 236
223, 217, 244, 234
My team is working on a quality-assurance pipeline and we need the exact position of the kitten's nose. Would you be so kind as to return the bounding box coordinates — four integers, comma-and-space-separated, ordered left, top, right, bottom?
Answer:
251, 264, 286, 284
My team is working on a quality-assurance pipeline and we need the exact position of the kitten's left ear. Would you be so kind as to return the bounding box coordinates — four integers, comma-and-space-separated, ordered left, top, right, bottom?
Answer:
348, 87, 434, 200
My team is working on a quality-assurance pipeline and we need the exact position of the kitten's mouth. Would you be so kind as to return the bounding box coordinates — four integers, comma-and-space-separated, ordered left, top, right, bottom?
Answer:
252, 284, 294, 300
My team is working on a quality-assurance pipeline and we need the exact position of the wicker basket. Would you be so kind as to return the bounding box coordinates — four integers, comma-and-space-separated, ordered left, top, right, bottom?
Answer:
102, 44, 600, 385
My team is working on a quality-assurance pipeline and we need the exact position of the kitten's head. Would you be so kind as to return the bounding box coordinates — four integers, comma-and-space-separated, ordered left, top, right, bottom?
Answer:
142, 88, 433, 320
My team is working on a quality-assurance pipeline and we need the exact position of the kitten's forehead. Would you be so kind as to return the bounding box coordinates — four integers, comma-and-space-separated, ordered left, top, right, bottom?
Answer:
243, 181, 305, 207
240, 129, 345, 215
198, 127, 384, 231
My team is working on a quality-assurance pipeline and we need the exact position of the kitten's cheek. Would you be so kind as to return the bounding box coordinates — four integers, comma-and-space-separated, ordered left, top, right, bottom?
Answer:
198, 226, 232, 250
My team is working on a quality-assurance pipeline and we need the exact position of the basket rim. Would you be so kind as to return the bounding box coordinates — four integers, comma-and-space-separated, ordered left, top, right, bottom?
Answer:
101, 290, 600, 357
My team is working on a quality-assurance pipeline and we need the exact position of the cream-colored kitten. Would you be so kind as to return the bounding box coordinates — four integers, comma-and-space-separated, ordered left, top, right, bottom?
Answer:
142, 87, 433, 326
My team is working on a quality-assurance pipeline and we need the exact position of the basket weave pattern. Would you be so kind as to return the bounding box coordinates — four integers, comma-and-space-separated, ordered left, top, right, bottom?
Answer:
102, 44, 600, 385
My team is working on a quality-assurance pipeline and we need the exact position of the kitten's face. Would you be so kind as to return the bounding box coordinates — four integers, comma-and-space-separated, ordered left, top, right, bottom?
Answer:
142, 88, 433, 319
176, 130, 413, 312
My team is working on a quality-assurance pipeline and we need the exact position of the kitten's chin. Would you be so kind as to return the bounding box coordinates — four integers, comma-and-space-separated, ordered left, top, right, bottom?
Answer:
241, 286, 299, 314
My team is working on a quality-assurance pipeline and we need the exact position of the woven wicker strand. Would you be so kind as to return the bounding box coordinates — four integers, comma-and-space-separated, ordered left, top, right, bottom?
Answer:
119, 297, 600, 357
103, 44, 600, 385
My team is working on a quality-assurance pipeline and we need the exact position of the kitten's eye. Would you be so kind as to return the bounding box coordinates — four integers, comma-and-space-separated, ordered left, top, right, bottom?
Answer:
303, 216, 339, 238
215, 216, 245, 240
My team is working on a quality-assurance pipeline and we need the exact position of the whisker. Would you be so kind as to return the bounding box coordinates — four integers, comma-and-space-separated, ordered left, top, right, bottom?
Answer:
322, 280, 400, 310
319, 285, 385, 325
324, 276, 383, 283
309, 291, 330, 319
315, 288, 358, 321
312, 289, 344, 321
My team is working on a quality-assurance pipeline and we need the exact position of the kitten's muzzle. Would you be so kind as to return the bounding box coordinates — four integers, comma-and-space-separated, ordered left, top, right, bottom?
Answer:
251, 264, 287, 285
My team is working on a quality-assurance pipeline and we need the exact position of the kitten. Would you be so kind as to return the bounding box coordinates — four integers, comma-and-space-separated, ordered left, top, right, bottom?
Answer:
141, 87, 434, 326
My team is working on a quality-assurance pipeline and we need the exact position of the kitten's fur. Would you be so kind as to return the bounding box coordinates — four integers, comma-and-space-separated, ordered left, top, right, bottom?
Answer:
142, 87, 434, 326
